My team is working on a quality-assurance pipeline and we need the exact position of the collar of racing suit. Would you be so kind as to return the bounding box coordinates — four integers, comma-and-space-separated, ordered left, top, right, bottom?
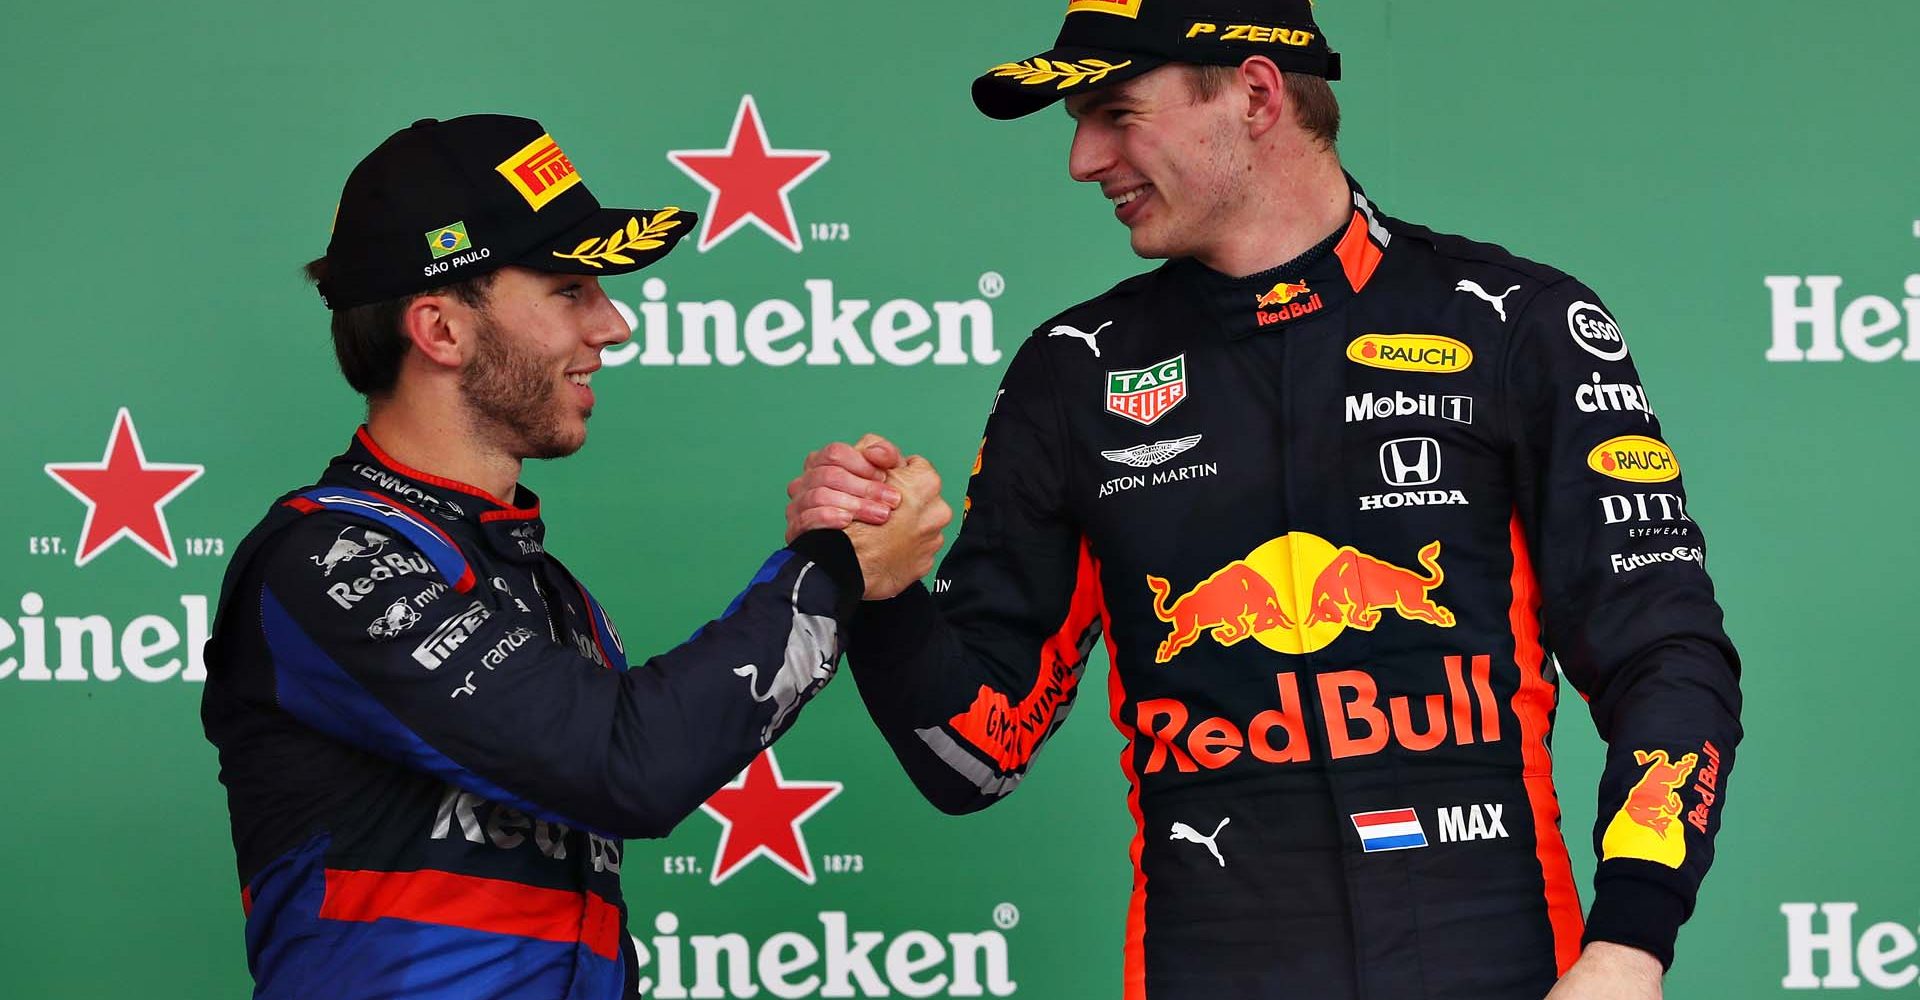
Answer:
1177, 174, 1392, 340
325, 426, 548, 565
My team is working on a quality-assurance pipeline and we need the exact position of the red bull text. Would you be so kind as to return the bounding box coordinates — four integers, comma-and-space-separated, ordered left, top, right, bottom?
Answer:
1137, 654, 1503, 773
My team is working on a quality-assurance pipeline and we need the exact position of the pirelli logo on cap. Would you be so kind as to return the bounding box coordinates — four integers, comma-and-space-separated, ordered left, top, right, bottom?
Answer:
496, 133, 581, 211
1066, 0, 1143, 18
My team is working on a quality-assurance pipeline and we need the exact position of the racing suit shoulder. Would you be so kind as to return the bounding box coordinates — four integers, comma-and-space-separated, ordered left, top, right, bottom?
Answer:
1387, 217, 1578, 285
1028, 265, 1166, 337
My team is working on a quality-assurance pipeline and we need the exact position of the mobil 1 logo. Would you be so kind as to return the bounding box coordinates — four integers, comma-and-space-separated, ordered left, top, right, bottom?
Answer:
1345, 391, 1472, 425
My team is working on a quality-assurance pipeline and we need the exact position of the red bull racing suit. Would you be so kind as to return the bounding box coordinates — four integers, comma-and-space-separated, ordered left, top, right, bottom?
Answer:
848, 182, 1742, 999
201, 429, 860, 999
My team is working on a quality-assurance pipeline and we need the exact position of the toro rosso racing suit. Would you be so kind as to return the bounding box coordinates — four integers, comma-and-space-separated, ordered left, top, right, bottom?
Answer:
849, 182, 1742, 999
202, 429, 860, 999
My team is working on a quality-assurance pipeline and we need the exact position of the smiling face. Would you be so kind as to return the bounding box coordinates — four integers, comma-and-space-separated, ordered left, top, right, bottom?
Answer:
1066, 64, 1249, 260
455, 266, 630, 460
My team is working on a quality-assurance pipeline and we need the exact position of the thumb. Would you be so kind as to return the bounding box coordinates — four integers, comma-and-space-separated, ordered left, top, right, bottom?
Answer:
854, 433, 903, 470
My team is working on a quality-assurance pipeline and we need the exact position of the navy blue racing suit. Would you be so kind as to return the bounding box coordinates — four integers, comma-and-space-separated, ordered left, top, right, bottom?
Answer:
849, 181, 1742, 999
202, 428, 860, 999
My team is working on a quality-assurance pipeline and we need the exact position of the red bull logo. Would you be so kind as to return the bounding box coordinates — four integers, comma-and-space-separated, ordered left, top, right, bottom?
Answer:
1254, 280, 1323, 326
1256, 281, 1312, 308
1146, 533, 1454, 663
1601, 748, 1698, 869
1137, 653, 1504, 773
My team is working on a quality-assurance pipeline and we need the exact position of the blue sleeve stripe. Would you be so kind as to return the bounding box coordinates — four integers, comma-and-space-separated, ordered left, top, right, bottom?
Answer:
687, 548, 794, 644
573, 583, 629, 672
295, 488, 475, 592
259, 585, 596, 834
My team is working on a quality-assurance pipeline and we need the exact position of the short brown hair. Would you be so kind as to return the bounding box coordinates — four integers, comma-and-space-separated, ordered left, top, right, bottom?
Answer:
303, 258, 497, 398
1188, 65, 1340, 149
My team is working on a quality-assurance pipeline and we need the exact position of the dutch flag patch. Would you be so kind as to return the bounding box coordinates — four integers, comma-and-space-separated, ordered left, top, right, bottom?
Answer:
1351, 808, 1429, 853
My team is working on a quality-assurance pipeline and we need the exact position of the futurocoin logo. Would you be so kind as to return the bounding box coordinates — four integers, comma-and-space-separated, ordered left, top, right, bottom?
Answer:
1587, 435, 1678, 483
1346, 335, 1473, 374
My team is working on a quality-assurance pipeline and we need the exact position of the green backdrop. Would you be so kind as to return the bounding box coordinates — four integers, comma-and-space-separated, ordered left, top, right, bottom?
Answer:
2, 1, 1914, 996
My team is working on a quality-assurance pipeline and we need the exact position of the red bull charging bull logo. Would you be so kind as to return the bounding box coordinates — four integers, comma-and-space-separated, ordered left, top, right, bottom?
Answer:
1601, 748, 1698, 869
1145, 533, 1455, 663
1255, 280, 1323, 326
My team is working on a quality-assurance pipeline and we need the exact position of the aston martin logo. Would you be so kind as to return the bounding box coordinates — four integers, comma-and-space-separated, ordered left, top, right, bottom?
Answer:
1101, 434, 1203, 468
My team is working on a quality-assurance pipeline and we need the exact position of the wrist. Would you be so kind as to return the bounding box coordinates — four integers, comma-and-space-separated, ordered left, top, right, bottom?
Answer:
1578, 941, 1664, 982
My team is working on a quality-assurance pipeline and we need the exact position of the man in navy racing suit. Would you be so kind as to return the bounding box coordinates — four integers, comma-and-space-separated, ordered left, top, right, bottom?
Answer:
202, 114, 950, 999
785, 3, 1741, 998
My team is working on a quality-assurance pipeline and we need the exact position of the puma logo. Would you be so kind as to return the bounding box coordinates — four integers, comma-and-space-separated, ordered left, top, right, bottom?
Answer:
1454, 279, 1521, 322
1169, 816, 1231, 867
1048, 320, 1112, 357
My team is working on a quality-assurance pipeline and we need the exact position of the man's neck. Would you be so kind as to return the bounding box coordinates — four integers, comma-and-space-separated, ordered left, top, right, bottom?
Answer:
1195, 150, 1352, 279
364, 402, 522, 504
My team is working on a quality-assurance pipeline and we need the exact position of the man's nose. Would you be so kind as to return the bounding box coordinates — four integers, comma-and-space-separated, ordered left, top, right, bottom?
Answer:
587, 296, 631, 349
1068, 120, 1114, 183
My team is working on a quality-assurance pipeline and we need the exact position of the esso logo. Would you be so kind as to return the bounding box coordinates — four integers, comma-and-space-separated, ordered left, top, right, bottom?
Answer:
1568, 301, 1628, 361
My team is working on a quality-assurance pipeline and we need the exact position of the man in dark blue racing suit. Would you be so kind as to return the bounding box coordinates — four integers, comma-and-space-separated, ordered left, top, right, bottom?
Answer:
202, 114, 950, 999
787, 3, 1741, 998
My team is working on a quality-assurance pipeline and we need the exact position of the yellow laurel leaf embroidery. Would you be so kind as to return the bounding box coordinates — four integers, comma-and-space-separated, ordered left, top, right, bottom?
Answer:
550, 211, 683, 267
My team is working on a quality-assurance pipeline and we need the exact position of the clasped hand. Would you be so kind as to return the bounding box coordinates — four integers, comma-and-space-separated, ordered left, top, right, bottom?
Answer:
786, 435, 949, 601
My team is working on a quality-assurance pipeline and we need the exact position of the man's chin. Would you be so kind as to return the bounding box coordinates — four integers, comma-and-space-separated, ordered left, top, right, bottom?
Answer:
525, 424, 588, 461
1128, 232, 1178, 260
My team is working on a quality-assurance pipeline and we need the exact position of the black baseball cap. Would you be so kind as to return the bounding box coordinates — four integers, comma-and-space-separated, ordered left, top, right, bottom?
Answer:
317, 114, 696, 310
972, 0, 1339, 121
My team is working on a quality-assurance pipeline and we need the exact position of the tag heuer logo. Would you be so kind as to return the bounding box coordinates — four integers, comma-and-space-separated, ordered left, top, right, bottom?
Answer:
1106, 354, 1188, 426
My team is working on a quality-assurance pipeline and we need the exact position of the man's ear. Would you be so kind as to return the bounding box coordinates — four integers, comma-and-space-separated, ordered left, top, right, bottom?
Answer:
1239, 57, 1289, 139
400, 293, 468, 369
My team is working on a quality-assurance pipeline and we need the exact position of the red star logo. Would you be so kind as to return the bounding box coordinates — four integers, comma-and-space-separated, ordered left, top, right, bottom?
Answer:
667, 95, 830, 253
699, 749, 842, 885
43, 408, 205, 567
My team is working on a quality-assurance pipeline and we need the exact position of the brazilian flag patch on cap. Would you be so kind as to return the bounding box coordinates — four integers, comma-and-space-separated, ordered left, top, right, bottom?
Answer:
425, 221, 472, 259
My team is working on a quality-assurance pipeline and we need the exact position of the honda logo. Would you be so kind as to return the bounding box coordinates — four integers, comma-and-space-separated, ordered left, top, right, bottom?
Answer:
1379, 438, 1441, 486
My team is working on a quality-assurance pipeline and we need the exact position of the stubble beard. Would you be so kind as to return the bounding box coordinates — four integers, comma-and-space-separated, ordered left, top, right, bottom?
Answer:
458, 313, 585, 461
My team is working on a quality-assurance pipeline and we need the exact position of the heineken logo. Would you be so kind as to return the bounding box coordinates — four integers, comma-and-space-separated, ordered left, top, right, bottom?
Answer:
1106, 354, 1188, 426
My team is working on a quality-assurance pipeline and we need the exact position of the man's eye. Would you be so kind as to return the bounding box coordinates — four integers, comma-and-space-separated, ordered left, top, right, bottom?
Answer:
558, 283, 583, 299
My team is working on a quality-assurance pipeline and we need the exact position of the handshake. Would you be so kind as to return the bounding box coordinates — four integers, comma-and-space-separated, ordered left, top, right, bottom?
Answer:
784, 434, 952, 601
